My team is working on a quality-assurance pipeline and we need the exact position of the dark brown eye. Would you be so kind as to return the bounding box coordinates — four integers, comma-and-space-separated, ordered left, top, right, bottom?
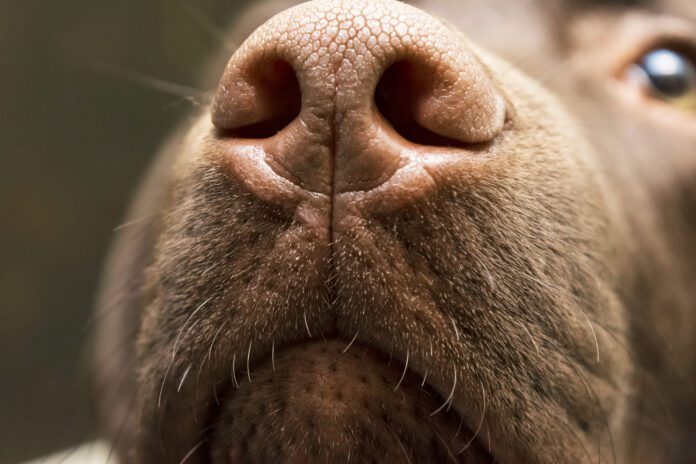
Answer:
624, 47, 696, 111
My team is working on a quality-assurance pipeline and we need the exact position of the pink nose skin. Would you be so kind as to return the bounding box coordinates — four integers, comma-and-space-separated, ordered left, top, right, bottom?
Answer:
212, 0, 506, 227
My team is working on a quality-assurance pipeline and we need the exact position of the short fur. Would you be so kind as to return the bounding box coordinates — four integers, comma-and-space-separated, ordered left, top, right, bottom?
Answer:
93, 0, 696, 462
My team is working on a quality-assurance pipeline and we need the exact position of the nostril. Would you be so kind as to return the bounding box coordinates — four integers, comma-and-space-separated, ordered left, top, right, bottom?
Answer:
375, 53, 506, 147
375, 61, 471, 148
213, 59, 301, 139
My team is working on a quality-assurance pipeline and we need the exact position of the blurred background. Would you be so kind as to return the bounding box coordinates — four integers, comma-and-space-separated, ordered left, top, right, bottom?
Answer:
0, 1, 252, 461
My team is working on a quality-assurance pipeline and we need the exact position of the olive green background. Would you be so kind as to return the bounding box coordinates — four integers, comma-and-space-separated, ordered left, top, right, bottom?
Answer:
0, 1, 250, 461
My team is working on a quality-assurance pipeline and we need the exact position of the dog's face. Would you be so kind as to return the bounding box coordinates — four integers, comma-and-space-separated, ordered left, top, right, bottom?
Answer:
94, 0, 696, 462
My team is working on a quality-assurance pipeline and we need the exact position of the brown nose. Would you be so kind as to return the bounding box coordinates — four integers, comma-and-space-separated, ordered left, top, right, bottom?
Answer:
212, 0, 505, 198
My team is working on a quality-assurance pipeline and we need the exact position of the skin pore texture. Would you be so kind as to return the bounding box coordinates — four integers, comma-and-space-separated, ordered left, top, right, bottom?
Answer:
93, 0, 696, 463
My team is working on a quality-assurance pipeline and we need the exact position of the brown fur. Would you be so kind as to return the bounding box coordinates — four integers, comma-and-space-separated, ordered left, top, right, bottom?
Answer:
93, 0, 696, 462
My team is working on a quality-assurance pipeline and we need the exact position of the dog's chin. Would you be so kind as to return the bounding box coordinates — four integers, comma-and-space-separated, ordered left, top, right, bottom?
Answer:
208, 339, 494, 464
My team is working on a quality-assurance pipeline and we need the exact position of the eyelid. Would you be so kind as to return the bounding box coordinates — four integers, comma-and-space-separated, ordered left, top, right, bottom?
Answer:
608, 13, 696, 78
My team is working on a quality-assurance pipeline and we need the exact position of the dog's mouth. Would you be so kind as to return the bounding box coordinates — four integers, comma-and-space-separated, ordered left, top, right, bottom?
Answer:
206, 339, 495, 463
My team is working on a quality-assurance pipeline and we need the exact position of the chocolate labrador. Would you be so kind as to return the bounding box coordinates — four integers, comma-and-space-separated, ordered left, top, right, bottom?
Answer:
93, 0, 696, 462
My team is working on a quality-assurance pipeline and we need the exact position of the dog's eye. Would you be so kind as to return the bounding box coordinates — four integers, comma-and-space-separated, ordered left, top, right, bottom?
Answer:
624, 47, 696, 111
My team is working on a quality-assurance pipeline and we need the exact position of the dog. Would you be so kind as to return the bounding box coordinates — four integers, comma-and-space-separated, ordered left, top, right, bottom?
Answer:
93, 0, 696, 462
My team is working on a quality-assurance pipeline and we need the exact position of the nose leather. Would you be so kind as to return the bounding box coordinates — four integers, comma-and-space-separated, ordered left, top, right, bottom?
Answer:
212, 0, 505, 199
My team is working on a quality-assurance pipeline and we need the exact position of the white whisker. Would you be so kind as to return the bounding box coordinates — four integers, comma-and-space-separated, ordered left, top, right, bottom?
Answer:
396, 434, 412, 463
271, 339, 276, 374
459, 384, 486, 454
231, 353, 239, 388
451, 316, 460, 341
454, 416, 464, 439
175, 0, 232, 51
303, 311, 312, 338
433, 429, 457, 463
94, 62, 207, 101
246, 341, 253, 383
177, 364, 192, 392
158, 360, 174, 408
179, 438, 206, 464
394, 348, 410, 392
431, 364, 457, 416
172, 297, 213, 357
579, 308, 600, 363
342, 331, 359, 353
201, 263, 218, 276
112, 212, 159, 231
517, 321, 541, 356
207, 323, 225, 361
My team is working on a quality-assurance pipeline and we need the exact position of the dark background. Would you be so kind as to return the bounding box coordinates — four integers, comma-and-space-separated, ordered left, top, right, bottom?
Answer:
0, 1, 251, 462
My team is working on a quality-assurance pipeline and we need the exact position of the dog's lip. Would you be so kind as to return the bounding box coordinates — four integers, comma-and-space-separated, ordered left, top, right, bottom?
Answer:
204, 335, 498, 463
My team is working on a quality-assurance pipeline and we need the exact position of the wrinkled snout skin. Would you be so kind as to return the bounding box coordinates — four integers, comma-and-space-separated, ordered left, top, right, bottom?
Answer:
94, 0, 696, 463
